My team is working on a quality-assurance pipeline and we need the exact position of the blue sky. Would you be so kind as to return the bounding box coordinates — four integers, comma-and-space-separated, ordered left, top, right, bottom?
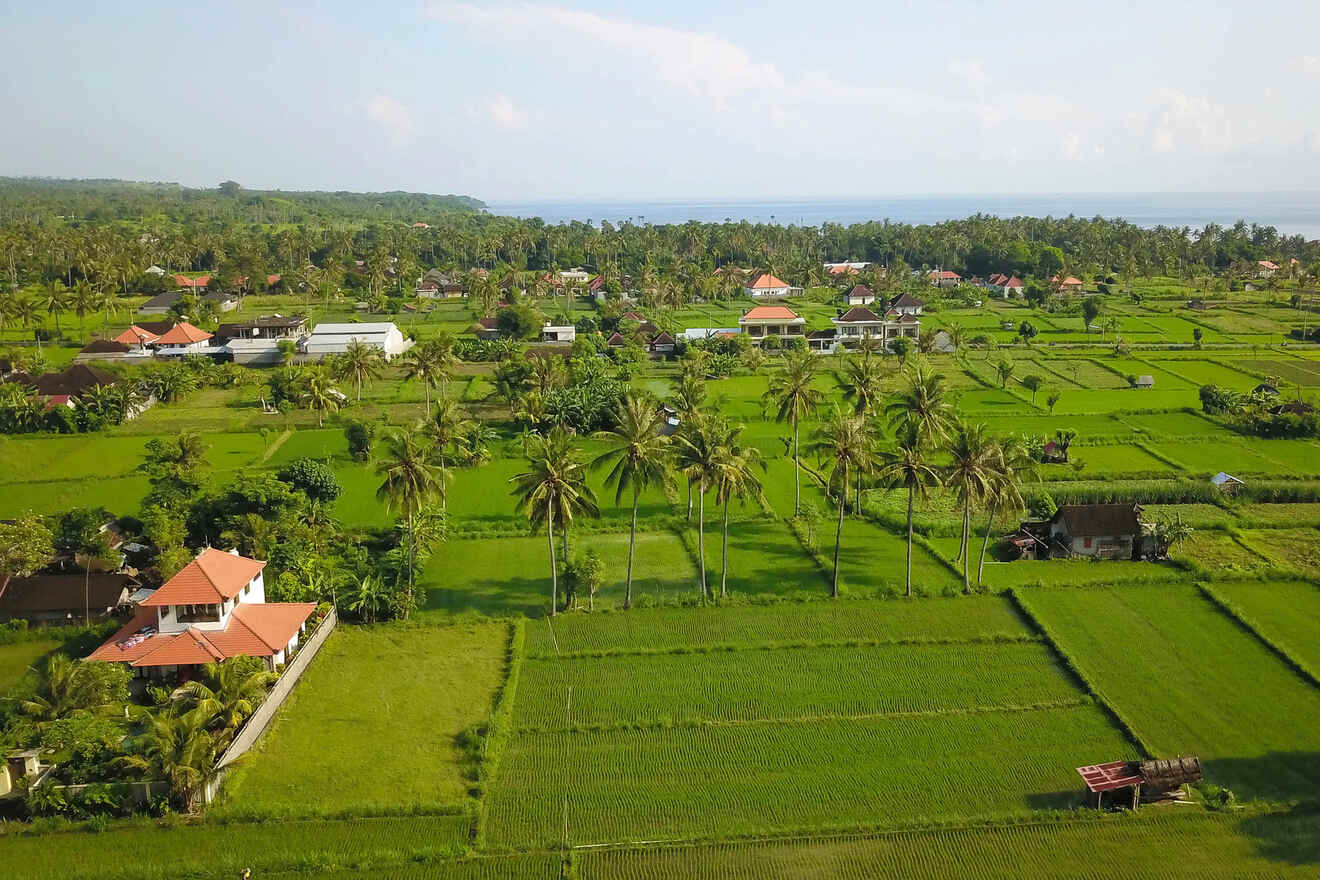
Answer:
2, 1, 1318, 201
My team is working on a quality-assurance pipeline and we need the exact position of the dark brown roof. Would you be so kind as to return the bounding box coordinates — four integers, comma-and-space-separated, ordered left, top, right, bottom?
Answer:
0, 573, 139, 615
475, 316, 499, 330
890, 292, 925, 308
216, 316, 306, 334
25, 364, 122, 397
80, 339, 133, 354
135, 320, 175, 335
837, 306, 883, 323
650, 331, 675, 346
140, 291, 183, 309
1053, 504, 1141, 537
847, 284, 874, 298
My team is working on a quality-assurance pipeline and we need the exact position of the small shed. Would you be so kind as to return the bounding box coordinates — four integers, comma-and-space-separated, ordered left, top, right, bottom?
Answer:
1211, 472, 1245, 494
1077, 756, 1201, 809
1135, 375, 1155, 388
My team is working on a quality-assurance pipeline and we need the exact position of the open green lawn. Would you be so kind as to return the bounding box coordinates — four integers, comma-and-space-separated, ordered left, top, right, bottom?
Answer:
215, 622, 508, 818
1154, 441, 1294, 475
1018, 583, 1320, 801
1205, 580, 1320, 677
0, 639, 59, 691
834, 520, 960, 596
690, 517, 828, 598
420, 531, 698, 618
1118, 410, 1231, 437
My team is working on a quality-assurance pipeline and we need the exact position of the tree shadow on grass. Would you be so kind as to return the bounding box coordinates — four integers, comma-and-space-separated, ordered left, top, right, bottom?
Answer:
1236, 803, 1320, 866
422, 577, 550, 619
1202, 751, 1320, 812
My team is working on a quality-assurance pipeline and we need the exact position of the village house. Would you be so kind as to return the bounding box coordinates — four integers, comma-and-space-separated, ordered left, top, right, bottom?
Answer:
928, 270, 961, 288
151, 322, 215, 357
1052, 275, 1085, 294
1255, 260, 1279, 278
86, 548, 316, 681
0, 572, 142, 624
745, 273, 796, 298
1211, 472, 1245, 495
540, 323, 576, 344
986, 273, 1025, 297
8, 363, 126, 411
825, 261, 869, 276
889, 292, 925, 316
844, 284, 876, 306
214, 316, 308, 364
138, 291, 184, 316
1011, 503, 1145, 560
738, 305, 806, 343
202, 291, 239, 312
473, 317, 501, 340
830, 305, 920, 348
300, 322, 409, 361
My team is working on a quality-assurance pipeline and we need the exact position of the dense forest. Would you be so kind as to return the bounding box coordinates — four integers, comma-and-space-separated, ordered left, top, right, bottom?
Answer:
0, 178, 1317, 306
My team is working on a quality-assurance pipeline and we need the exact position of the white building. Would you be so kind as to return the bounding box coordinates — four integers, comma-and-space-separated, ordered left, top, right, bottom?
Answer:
745, 273, 796, 298
301, 322, 409, 361
540, 324, 576, 344
738, 305, 806, 343
559, 268, 591, 283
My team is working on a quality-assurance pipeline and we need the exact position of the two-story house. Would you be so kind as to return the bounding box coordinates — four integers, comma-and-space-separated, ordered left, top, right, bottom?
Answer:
86, 548, 316, 681
738, 305, 806, 343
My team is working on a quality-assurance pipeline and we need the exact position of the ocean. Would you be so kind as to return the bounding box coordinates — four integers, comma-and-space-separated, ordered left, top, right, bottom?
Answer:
485, 192, 1320, 239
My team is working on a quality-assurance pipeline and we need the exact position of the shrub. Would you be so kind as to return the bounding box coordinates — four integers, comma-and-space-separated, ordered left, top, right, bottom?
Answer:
278, 458, 343, 503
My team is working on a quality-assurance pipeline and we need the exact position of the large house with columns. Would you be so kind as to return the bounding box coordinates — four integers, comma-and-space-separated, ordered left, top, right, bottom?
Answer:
86, 548, 315, 681
737, 305, 806, 343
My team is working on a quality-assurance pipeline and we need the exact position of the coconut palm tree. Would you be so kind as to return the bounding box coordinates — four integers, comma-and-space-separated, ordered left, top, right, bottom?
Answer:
884, 364, 953, 443
712, 427, 765, 598
811, 409, 876, 598
39, 280, 69, 336
173, 659, 278, 742
946, 420, 996, 593
592, 394, 670, 609
429, 398, 473, 511
996, 359, 1016, 389
335, 339, 383, 402
762, 350, 823, 516
672, 413, 728, 600
976, 436, 1037, 588
300, 369, 340, 427
401, 339, 452, 419
669, 372, 708, 521
834, 351, 887, 510
120, 712, 219, 811
375, 429, 448, 609
510, 427, 598, 615
875, 421, 943, 598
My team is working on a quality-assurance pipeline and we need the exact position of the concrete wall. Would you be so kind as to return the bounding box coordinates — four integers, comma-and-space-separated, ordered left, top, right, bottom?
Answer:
203, 607, 337, 804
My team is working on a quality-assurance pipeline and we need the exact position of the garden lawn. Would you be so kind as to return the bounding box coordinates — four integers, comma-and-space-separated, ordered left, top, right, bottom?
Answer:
0, 640, 58, 691
419, 531, 698, 618
215, 622, 508, 818
1018, 583, 1320, 801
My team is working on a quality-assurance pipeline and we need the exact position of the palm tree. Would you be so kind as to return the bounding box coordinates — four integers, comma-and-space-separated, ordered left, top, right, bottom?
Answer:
174, 659, 278, 742
835, 352, 886, 510
300, 369, 341, 427
884, 365, 953, 443
120, 713, 219, 811
946, 420, 996, 593
762, 351, 823, 515
19, 654, 120, 722
429, 398, 473, 511
669, 373, 708, 521
375, 429, 448, 609
511, 427, 598, 614
976, 437, 1037, 588
401, 339, 452, 418
811, 409, 875, 598
345, 574, 391, 623
39, 280, 69, 336
336, 339, 383, 402
876, 421, 943, 597
672, 414, 728, 600
70, 280, 98, 341
592, 394, 670, 609
996, 359, 1016, 389
712, 427, 765, 598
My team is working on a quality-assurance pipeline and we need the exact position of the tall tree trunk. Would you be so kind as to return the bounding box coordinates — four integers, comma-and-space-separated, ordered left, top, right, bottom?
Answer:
832, 462, 847, 598
547, 499, 558, 616
905, 485, 915, 598
962, 501, 972, 594
696, 481, 707, 600
424, 381, 431, 419
720, 494, 731, 598
792, 415, 801, 516
686, 480, 692, 522
978, 503, 997, 588
625, 485, 638, 609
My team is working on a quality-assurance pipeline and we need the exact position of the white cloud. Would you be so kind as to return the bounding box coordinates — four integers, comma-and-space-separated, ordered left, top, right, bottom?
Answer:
1296, 55, 1320, 75
430, 3, 783, 109
1061, 131, 1082, 161
467, 93, 531, 131
364, 95, 416, 145
1146, 88, 1233, 155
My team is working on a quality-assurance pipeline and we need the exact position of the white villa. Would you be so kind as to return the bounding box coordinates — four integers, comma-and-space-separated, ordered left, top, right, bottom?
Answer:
831, 306, 921, 347
87, 548, 316, 681
301, 322, 409, 361
745, 273, 796, 298
540, 323, 576, 344
844, 284, 876, 306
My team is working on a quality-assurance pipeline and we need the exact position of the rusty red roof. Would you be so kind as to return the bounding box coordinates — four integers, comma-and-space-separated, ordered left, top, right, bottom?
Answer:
1077, 761, 1144, 793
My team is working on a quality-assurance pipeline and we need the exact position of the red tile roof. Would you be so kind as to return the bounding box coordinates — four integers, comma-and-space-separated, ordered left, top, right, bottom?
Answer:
747, 273, 789, 289
113, 325, 161, 345
174, 274, 211, 288
930, 270, 961, 280
741, 305, 801, 321
142, 548, 266, 606
267, 274, 281, 285
1052, 275, 1083, 287
154, 322, 213, 345
224, 603, 317, 654
828, 265, 859, 275
1258, 260, 1279, 270
85, 602, 315, 667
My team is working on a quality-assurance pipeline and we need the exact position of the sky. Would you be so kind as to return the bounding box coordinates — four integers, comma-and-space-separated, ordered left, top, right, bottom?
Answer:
2, 1, 1319, 202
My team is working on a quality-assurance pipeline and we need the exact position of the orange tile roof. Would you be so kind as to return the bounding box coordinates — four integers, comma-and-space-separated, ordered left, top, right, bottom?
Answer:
142, 548, 266, 606
174, 274, 212, 288
86, 603, 315, 667
113, 325, 160, 345
154, 322, 213, 345
747, 273, 790, 289
828, 265, 859, 275
230, 603, 317, 652
741, 305, 801, 321
85, 609, 161, 663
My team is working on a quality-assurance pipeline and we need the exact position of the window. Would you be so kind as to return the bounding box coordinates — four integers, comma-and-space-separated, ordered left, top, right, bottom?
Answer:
1083, 537, 1093, 549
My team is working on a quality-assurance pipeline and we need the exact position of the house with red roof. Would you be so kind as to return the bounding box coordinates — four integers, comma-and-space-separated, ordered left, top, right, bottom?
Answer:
985, 273, 1025, 298
745, 273, 797, 298
830, 304, 921, 352
738, 305, 806, 343
86, 548, 316, 681
173, 274, 212, 290
151, 322, 215, 357
928, 269, 962, 288
1051, 275, 1085, 294
1256, 260, 1280, 278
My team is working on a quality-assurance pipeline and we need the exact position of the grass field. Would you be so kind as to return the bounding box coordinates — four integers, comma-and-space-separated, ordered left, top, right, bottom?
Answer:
216, 622, 508, 818
1167, 531, 1269, 574
691, 518, 830, 598
1239, 528, 1320, 573
0, 639, 59, 691
1018, 583, 1320, 801
1204, 580, 1320, 678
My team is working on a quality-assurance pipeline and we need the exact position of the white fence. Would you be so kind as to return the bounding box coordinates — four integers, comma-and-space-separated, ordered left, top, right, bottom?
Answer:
202, 607, 337, 803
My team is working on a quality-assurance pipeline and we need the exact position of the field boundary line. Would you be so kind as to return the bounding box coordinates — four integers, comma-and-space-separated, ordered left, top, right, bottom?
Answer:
473, 619, 527, 850
259, 427, 293, 462
1195, 581, 1320, 692
525, 632, 1045, 661
512, 696, 1095, 737
1007, 588, 1154, 758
